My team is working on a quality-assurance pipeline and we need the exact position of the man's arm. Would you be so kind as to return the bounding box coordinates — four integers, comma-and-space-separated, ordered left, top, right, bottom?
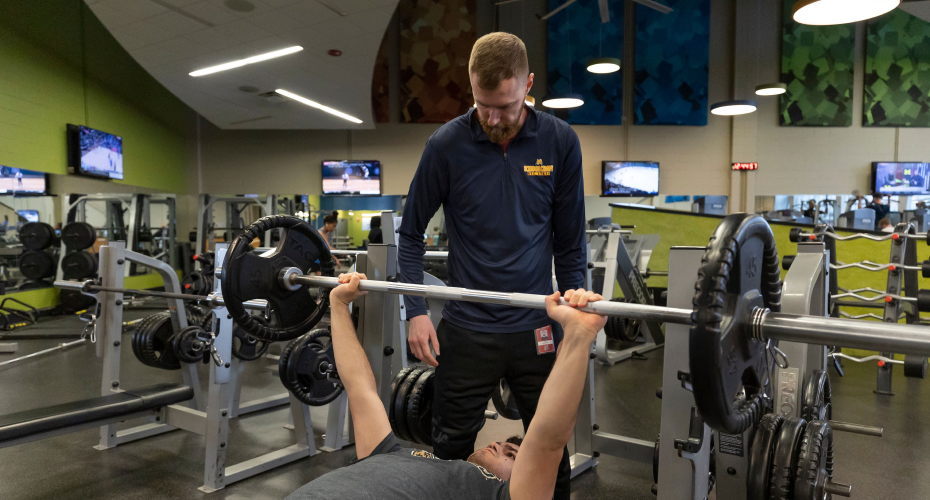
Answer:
551, 129, 586, 292
328, 274, 392, 459
509, 290, 607, 500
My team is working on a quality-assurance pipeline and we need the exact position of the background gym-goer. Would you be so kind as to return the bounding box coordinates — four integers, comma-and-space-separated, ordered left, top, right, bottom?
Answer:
879, 217, 894, 233
321, 211, 340, 266
398, 32, 586, 499
368, 216, 383, 245
803, 200, 816, 219
867, 193, 891, 230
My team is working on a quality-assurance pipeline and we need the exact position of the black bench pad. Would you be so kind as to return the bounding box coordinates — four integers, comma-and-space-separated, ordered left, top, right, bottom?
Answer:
0, 383, 194, 442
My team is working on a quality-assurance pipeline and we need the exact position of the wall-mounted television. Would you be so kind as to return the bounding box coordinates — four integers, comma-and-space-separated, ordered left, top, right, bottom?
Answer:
322, 160, 381, 195
872, 162, 930, 195
0, 167, 47, 195
602, 161, 659, 197
17, 210, 39, 223
67, 124, 123, 180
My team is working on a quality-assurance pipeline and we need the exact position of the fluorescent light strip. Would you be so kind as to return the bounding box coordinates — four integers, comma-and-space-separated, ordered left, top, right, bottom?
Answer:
190, 46, 303, 77
275, 89, 363, 124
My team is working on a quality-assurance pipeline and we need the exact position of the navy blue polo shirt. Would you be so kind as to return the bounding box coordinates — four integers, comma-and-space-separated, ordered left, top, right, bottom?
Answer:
398, 107, 586, 333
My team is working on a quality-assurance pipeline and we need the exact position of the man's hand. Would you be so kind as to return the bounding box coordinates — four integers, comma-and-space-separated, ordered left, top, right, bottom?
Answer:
408, 315, 440, 367
330, 272, 368, 307
544, 289, 608, 340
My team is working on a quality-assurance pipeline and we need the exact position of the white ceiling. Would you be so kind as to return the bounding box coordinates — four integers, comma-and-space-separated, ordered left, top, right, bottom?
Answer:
85, 0, 399, 129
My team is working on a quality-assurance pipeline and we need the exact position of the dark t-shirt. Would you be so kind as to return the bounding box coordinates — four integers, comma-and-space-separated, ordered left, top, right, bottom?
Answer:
286, 433, 512, 500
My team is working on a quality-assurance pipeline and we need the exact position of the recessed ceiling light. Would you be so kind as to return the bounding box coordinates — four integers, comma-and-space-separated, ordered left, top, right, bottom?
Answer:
189, 46, 303, 77
792, 0, 899, 25
275, 89, 363, 124
710, 100, 758, 116
542, 94, 584, 109
586, 57, 621, 74
755, 83, 787, 96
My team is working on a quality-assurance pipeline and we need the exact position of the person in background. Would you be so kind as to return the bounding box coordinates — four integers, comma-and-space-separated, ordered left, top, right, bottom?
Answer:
879, 217, 895, 233
368, 216, 383, 244
321, 211, 341, 266
867, 193, 891, 230
803, 200, 816, 220
916, 201, 927, 211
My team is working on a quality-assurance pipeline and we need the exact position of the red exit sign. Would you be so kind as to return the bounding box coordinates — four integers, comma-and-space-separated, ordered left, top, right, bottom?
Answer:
732, 162, 758, 171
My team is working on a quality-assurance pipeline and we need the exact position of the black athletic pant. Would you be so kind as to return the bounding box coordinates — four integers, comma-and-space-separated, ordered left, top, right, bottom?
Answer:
430, 319, 571, 499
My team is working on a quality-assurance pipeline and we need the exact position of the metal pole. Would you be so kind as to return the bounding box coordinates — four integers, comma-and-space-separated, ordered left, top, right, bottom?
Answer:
759, 312, 930, 357
0, 339, 85, 369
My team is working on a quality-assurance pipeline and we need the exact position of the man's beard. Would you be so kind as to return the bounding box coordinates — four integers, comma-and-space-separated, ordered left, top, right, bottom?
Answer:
479, 114, 522, 144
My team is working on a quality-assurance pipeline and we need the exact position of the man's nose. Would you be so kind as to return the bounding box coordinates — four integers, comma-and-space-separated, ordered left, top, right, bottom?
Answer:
486, 110, 500, 126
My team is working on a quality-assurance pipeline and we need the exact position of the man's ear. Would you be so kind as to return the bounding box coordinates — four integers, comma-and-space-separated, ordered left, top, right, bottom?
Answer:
526, 73, 534, 95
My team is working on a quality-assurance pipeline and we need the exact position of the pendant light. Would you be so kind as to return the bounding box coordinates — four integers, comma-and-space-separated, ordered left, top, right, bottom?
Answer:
710, 100, 758, 116
586, 23, 620, 74
755, 83, 787, 96
792, 0, 899, 26
543, 7, 584, 109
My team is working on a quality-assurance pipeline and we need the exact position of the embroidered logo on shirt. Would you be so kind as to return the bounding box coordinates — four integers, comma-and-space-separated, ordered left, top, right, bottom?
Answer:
468, 463, 505, 482
410, 450, 438, 459
524, 159, 553, 176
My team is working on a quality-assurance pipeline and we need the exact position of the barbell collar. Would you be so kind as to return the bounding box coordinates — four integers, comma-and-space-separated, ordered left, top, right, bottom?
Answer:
289, 270, 930, 358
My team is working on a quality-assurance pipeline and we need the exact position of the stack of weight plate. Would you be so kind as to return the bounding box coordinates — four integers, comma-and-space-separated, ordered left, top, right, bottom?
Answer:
18, 222, 59, 281
60, 222, 98, 280
389, 366, 436, 445
130, 312, 182, 370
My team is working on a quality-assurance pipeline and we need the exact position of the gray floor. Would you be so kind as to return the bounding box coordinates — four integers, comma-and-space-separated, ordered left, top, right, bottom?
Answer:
0, 312, 926, 499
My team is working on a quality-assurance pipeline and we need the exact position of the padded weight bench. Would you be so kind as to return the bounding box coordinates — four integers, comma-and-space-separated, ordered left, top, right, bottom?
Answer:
0, 383, 193, 449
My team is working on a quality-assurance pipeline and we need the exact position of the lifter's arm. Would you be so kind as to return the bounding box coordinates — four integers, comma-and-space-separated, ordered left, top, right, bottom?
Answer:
328, 273, 392, 459
509, 289, 607, 500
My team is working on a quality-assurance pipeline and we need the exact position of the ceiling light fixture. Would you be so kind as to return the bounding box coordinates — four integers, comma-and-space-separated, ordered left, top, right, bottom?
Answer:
275, 89, 363, 124
587, 57, 622, 74
755, 83, 788, 96
792, 0, 899, 25
189, 46, 303, 77
710, 100, 758, 116
542, 94, 585, 109
525, 95, 536, 107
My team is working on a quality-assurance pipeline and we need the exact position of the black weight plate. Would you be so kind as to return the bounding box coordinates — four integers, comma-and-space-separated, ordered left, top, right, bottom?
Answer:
748, 413, 784, 500
61, 251, 98, 280
172, 326, 207, 364
390, 366, 417, 434
232, 315, 271, 361
405, 368, 435, 445
143, 312, 181, 370
20, 222, 56, 250
18, 250, 55, 280
221, 215, 334, 343
131, 314, 157, 366
793, 420, 834, 500
491, 379, 521, 420
801, 370, 832, 422
181, 271, 211, 295
279, 336, 305, 389
395, 366, 428, 442
59, 289, 96, 314
769, 417, 807, 500
284, 329, 343, 406
134, 313, 167, 367
690, 214, 783, 434
61, 222, 96, 250
903, 355, 928, 378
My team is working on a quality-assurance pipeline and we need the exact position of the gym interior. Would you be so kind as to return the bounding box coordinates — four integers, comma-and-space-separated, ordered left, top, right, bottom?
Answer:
2, 0, 930, 498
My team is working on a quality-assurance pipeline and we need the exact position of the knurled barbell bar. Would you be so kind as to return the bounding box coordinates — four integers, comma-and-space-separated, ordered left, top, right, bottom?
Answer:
217, 213, 930, 435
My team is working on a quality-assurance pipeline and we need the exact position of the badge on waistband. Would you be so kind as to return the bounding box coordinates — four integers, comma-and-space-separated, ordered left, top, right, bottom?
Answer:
535, 324, 555, 355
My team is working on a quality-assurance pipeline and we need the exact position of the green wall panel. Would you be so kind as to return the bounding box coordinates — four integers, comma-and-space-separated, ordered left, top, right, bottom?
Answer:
779, 0, 855, 127
864, 8, 930, 127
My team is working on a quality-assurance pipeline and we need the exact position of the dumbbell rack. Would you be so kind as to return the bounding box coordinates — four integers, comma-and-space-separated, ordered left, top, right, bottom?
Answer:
585, 226, 664, 365
57, 243, 350, 493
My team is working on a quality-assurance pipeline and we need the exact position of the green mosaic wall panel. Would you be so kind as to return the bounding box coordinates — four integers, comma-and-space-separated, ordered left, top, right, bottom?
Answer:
779, 0, 855, 127
864, 8, 930, 127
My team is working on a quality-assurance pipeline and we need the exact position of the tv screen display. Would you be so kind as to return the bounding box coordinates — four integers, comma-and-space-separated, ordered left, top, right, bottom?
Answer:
0, 167, 47, 195
17, 210, 39, 223
322, 160, 381, 195
872, 162, 930, 195
602, 161, 659, 197
67, 125, 123, 180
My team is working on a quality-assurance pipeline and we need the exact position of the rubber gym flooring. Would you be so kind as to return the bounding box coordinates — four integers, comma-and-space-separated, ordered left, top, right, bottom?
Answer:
0, 309, 927, 499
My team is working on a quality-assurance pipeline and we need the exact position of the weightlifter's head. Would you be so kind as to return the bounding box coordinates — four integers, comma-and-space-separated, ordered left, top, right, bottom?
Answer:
466, 435, 522, 480
469, 32, 533, 144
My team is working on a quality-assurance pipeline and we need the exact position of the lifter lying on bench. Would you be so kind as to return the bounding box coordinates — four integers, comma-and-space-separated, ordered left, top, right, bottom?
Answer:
286, 273, 607, 500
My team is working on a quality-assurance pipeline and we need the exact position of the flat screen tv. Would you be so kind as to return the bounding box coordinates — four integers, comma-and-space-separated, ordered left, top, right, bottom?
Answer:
67, 124, 123, 180
872, 162, 930, 195
322, 160, 381, 195
0, 167, 47, 195
602, 161, 659, 197
17, 210, 39, 223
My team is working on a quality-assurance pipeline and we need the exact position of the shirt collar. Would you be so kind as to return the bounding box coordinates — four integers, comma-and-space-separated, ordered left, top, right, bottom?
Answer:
468, 105, 539, 143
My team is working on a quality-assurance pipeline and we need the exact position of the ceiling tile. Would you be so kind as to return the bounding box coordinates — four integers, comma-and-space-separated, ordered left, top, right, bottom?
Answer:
320, 0, 377, 16
110, 28, 155, 51
247, 9, 307, 32
156, 37, 215, 58
273, 1, 341, 27
345, 8, 390, 34
148, 11, 212, 36
131, 45, 179, 66
98, 0, 169, 24
121, 20, 178, 45
156, 0, 202, 6
87, 4, 133, 29
260, 0, 304, 6
213, 19, 273, 42
183, 27, 242, 52
179, 1, 241, 24
203, 0, 275, 17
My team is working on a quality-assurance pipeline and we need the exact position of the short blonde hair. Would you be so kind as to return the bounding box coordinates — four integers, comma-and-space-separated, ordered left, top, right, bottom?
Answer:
468, 32, 529, 91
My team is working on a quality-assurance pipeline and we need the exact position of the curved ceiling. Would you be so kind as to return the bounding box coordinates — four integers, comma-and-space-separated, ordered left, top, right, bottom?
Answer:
85, 0, 399, 129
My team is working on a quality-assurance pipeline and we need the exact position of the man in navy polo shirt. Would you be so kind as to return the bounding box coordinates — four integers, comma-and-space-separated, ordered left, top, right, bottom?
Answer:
398, 32, 586, 498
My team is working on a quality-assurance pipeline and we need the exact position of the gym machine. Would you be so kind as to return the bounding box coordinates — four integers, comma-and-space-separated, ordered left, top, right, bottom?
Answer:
194, 194, 268, 259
